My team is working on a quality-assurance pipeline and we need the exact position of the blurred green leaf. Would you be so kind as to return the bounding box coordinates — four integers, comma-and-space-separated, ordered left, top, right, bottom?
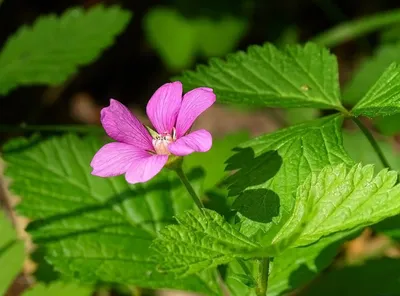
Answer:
144, 7, 247, 71
375, 113, 400, 136
23, 282, 92, 296
3, 135, 220, 295
343, 42, 400, 105
143, 8, 196, 71
0, 5, 131, 96
294, 163, 400, 246
342, 130, 400, 171
185, 131, 249, 190
302, 258, 400, 296
177, 43, 344, 110
352, 63, 400, 117
0, 211, 24, 295
225, 115, 353, 237
194, 16, 248, 57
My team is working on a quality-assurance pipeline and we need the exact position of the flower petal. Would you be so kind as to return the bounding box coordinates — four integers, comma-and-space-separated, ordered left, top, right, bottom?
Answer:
146, 81, 182, 134
175, 87, 216, 138
101, 99, 153, 150
168, 129, 212, 156
125, 154, 168, 184
91, 142, 149, 177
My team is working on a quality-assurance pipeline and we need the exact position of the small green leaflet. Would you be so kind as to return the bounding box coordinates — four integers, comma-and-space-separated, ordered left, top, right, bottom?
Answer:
294, 163, 400, 246
176, 42, 344, 110
352, 62, 400, 117
225, 115, 353, 237
0, 5, 131, 95
3, 134, 220, 295
0, 211, 25, 296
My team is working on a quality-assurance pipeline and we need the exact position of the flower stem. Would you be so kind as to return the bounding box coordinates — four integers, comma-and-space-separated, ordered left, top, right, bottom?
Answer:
352, 117, 392, 170
255, 258, 270, 296
175, 167, 204, 210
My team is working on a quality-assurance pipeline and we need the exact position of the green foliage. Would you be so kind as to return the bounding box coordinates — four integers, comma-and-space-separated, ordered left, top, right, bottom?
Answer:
226, 231, 356, 296
0, 211, 24, 295
225, 115, 352, 237
185, 131, 249, 190
143, 7, 247, 71
302, 258, 400, 296
177, 43, 344, 110
352, 63, 400, 117
375, 114, 400, 136
294, 163, 400, 246
343, 42, 400, 105
151, 209, 261, 276
3, 135, 220, 295
23, 283, 92, 296
0, 5, 131, 95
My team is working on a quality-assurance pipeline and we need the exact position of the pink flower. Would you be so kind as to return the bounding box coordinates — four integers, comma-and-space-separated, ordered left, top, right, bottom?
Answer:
90, 81, 216, 184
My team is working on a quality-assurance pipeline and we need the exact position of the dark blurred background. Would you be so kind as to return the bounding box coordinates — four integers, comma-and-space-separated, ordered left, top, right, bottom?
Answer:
0, 0, 399, 142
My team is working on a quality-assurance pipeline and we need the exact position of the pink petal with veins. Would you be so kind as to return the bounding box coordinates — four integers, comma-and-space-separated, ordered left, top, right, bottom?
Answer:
168, 129, 212, 156
101, 99, 153, 151
146, 82, 182, 134
175, 87, 216, 138
125, 154, 168, 184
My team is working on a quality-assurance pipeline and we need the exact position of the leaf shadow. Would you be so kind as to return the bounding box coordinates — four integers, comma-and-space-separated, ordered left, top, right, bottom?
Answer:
232, 189, 280, 223
224, 148, 282, 197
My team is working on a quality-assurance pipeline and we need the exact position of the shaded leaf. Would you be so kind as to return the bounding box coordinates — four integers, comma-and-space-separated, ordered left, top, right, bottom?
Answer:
0, 5, 131, 95
176, 43, 343, 109
225, 115, 353, 237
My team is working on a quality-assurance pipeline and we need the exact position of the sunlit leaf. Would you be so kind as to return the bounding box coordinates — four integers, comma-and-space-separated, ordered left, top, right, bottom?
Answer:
3, 135, 220, 295
352, 63, 400, 117
177, 43, 344, 110
23, 282, 92, 296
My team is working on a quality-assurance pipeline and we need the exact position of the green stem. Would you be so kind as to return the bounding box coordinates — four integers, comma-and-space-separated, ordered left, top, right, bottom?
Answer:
0, 124, 104, 133
255, 258, 270, 296
352, 117, 392, 170
175, 167, 204, 210
312, 8, 400, 47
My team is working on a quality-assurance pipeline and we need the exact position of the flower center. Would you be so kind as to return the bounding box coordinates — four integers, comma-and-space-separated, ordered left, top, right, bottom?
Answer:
152, 132, 173, 155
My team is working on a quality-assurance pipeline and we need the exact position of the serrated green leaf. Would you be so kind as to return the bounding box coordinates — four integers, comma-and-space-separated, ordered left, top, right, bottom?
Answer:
2, 134, 220, 295
352, 62, 400, 117
185, 131, 249, 190
23, 282, 92, 296
294, 163, 400, 246
225, 115, 353, 237
151, 209, 261, 277
0, 5, 131, 95
0, 211, 25, 296
226, 231, 356, 296
302, 258, 400, 296
343, 42, 400, 105
176, 42, 344, 110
